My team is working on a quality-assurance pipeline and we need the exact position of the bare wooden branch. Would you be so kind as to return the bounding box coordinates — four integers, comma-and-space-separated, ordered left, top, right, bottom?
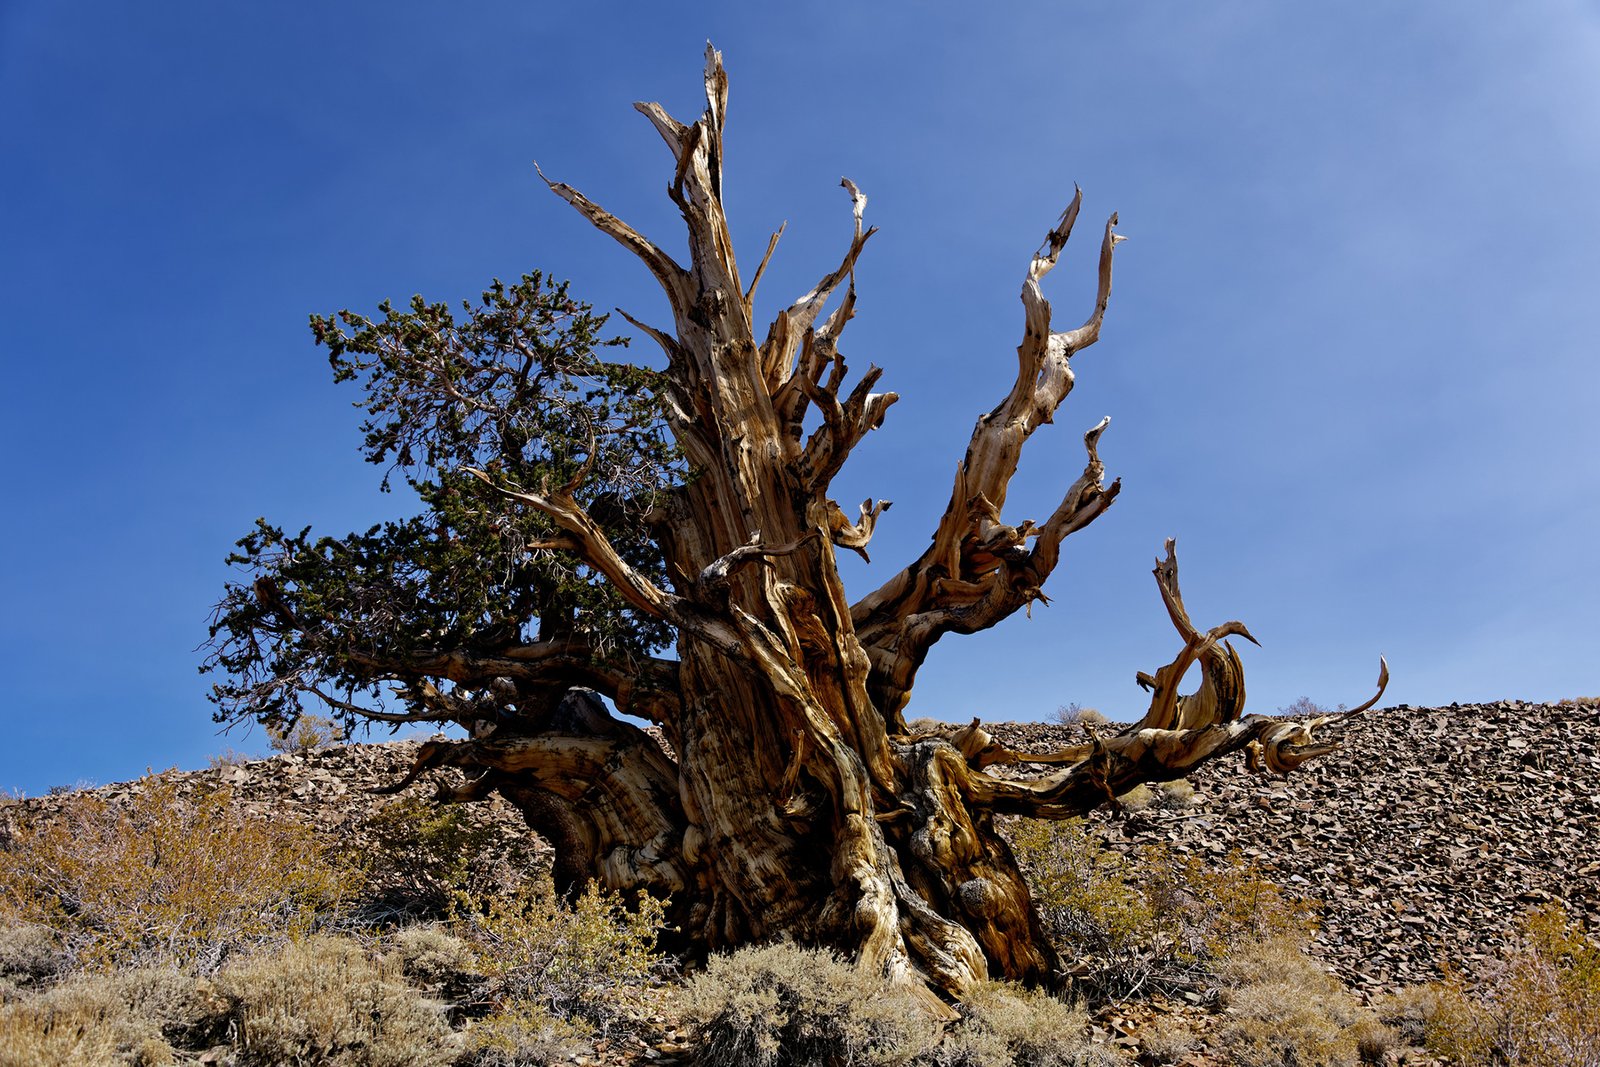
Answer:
698, 529, 823, 599
1031, 417, 1121, 571
850, 196, 1125, 715
467, 467, 677, 620
376, 690, 690, 899
632, 100, 689, 158
1127, 539, 1260, 734
535, 162, 688, 308
1249, 657, 1390, 773
797, 361, 898, 492
761, 179, 877, 388
744, 222, 785, 316
1059, 214, 1126, 353
816, 497, 892, 562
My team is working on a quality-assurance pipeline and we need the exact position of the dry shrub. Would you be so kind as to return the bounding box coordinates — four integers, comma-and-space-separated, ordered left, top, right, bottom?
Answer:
359, 794, 537, 917
933, 981, 1108, 1067
0, 925, 64, 989
0, 979, 178, 1067
1154, 779, 1197, 808
218, 935, 457, 1067
1218, 935, 1391, 1067
1053, 704, 1108, 729
1397, 904, 1600, 1066
451, 876, 665, 1030
1009, 817, 1315, 995
0, 775, 360, 971
1137, 1017, 1196, 1065
1375, 981, 1468, 1051
1277, 697, 1335, 716
678, 941, 942, 1067
109, 968, 231, 1051
266, 712, 344, 753
387, 925, 475, 988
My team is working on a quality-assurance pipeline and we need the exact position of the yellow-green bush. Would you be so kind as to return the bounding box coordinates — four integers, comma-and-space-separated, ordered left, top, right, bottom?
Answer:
451, 876, 665, 1030
218, 935, 457, 1067
1009, 819, 1156, 974
0, 774, 361, 971
1008, 817, 1315, 995
467, 999, 593, 1067
1149, 848, 1319, 960
359, 794, 537, 917
1393, 904, 1600, 1066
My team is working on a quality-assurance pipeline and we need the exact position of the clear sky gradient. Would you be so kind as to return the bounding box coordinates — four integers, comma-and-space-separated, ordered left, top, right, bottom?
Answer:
3, 3, 1597, 795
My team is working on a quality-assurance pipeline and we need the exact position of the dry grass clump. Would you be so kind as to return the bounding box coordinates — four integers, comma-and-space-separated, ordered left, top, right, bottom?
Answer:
681, 950, 1112, 1067
1152, 778, 1197, 808
0, 966, 231, 1067
1137, 1016, 1197, 1065
934, 981, 1112, 1067
451, 877, 666, 1031
0, 774, 361, 972
1217, 934, 1392, 1067
1009, 817, 1315, 996
387, 924, 476, 988
218, 935, 457, 1067
0, 925, 65, 992
1385, 903, 1600, 1066
678, 941, 942, 1067
0, 974, 170, 1066
1112, 780, 1197, 813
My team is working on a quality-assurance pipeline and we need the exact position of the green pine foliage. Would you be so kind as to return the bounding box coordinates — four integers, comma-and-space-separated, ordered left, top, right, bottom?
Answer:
202, 272, 680, 738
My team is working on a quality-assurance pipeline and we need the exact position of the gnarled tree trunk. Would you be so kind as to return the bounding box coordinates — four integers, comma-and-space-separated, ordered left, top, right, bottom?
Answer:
381, 48, 1386, 1002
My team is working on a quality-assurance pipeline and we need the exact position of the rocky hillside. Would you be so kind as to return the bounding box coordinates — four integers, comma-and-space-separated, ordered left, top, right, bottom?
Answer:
990, 699, 1600, 991
4, 700, 1596, 993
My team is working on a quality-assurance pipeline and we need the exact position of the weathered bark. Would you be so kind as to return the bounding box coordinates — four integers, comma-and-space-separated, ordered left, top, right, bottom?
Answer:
377, 47, 1386, 1003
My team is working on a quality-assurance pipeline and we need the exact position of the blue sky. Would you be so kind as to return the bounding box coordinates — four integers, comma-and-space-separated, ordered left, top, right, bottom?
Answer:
3, 3, 1598, 795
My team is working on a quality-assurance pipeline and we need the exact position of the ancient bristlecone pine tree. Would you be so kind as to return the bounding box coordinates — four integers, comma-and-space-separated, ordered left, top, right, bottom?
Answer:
207, 49, 1385, 1001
